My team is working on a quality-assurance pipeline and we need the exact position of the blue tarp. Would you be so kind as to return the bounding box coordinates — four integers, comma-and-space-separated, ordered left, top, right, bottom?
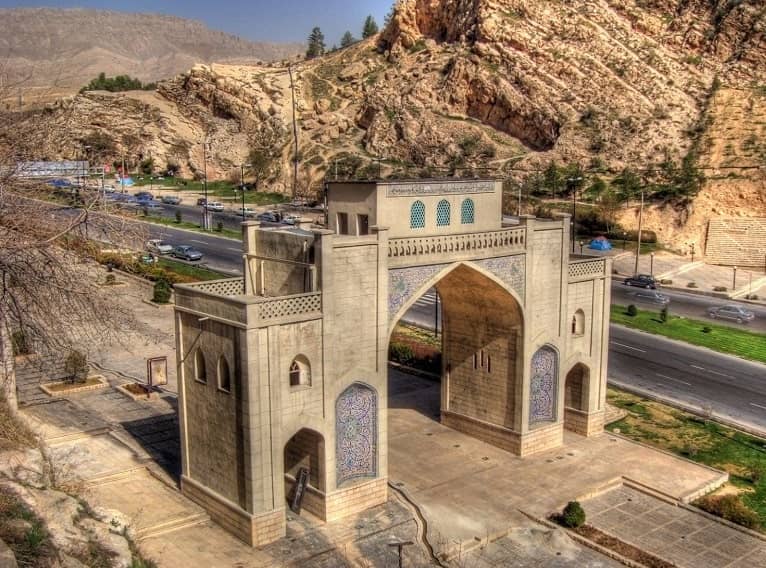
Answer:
46, 178, 72, 187
589, 237, 612, 251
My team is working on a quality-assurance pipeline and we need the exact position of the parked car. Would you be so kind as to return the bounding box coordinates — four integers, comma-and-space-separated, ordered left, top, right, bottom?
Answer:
256, 212, 279, 223
142, 201, 164, 212
282, 214, 300, 226
623, 274, 658, 289
204, 201, 225, 212
101, 185, 116, 193
135, 191, 154, 200
632, 290, 669, 305
161, 195, 181, 205
707, 305, 755, 324
171, 245, 203, 261
196, 197, 207, 206
146, 239, 173, 255
138, 253, 158, 265
236, 206, 256, 217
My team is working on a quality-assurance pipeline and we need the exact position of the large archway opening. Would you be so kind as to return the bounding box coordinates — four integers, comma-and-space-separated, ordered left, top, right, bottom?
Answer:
387, 263, 525, 449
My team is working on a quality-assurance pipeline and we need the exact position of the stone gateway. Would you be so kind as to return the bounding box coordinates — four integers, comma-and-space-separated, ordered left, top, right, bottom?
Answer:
173, 179, 611, 546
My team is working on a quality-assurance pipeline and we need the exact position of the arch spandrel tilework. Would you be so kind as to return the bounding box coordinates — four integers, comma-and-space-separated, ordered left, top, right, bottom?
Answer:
475, 256, 525, 303
336, 383, 377, 486
530, 346, 558, 425
388, 263, 449, 321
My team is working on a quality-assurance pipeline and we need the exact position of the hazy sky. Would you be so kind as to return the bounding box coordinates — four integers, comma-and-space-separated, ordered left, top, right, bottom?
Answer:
0, 0, 395, 45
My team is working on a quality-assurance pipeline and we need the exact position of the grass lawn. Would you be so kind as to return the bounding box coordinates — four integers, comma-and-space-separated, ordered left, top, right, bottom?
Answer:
607, 388, 766, 530
157, 258, 228, 281
134, 177, 288, 205
143, 215, 242, 240
611, 304, 766, 364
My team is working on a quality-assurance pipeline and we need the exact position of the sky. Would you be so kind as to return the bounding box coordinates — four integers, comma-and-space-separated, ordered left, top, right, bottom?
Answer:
0, 0, 395, 45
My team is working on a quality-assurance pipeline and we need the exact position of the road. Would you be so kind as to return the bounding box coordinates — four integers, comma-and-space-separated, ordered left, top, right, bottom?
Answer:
401, 289, 766, 435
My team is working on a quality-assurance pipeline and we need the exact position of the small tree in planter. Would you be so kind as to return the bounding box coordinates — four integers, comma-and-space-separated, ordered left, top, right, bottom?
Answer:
660, 305, 669, 323
626, 304, 638, 317
153, 279, 172, 304
64, 350, 88, 384
175, 210, 182, 224
561, 501, 586, 528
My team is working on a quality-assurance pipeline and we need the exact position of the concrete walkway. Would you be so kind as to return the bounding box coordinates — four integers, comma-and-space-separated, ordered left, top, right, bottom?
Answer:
388, 369, 729, 558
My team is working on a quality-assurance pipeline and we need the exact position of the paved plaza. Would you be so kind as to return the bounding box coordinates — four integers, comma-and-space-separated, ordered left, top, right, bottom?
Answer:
582, 486, 766, 567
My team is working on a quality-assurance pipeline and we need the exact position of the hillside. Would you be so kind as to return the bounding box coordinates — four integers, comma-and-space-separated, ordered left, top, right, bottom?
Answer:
0, 8, 303, 102
3, 0, 765, 249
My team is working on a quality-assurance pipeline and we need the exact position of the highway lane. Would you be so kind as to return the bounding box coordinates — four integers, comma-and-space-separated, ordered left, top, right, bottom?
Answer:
400, 288, 766, 435
612, 282, 766, 333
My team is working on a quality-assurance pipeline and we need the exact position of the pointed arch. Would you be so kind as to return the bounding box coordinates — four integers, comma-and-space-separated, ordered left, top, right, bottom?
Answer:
217, 355, 231, 392
289, 355, 311, 387
436, 199, 450, 226
565, 363, 589, 411
571, 309, 585, 336
194, 348, 207, 383
461, 198, 475, 224
530, 345, 558, 426
336, 382, 377, 486
410, 200, 425, 229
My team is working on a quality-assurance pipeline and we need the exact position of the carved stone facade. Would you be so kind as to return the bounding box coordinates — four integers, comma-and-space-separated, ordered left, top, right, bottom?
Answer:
174, 179, 611, 546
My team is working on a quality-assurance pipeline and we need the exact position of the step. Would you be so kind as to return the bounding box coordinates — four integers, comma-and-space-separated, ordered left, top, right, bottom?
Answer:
133, 511, 209, 540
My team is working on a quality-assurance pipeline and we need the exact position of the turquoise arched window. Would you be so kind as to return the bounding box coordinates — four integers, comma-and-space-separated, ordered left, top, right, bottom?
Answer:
410, 200, 425, 229
461, 198, 475, 224
436, 200, 450, 226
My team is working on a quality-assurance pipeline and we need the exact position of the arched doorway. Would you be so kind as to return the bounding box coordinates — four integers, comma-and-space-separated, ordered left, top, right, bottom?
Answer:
388, 262, 525, 451
564, 363, 591, 434
284, 428, 325, 517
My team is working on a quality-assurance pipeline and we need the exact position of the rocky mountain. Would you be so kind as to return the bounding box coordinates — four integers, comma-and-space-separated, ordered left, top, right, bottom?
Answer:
0, 8, 303, 101
3, 0, 765, 247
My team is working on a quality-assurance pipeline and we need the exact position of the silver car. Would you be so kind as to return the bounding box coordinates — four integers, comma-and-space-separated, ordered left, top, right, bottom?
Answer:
707, 305, 755, 324
633, 290, 670, 305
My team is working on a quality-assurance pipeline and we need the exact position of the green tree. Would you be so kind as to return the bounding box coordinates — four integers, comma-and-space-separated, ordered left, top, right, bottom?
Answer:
612, 168, 642, 204
340, 31, 356, 48
362, 15, 379, 38
586, 176, 608, 201
306, 27, 326, 59
542, 161, 562, 198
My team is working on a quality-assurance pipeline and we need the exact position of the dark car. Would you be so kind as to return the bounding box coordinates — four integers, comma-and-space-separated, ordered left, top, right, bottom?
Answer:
623, 274, 657, 289
196, 197, 207, 206
135, 191, 154, 201
256, 212, 279, 223
632, 290, 669, 305
171, 245, 203, 261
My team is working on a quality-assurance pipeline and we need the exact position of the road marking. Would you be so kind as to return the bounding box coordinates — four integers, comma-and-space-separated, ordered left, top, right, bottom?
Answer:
610, 341, 646, 353
690, 364, 705, 371
751, 403, 766, 411
708, 369, 734, 379
189, 239, 206, 244
656, 373, 691, 386
227, 248, 242, 253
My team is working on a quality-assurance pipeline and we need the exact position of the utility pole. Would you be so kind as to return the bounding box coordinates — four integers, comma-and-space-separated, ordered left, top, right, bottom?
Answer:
202, 139, 210, 230
633, 189, 644, 276
288, 65, 299, 199
568, 176, 582, 253
240, 164, 246, 215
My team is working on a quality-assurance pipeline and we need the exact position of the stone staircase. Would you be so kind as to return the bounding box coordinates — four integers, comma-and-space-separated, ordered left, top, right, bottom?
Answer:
705, 218, 766, 268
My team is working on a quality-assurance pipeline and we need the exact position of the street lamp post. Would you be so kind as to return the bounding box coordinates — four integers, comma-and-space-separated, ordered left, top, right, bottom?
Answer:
579, 240, 584, 254
733, 266, 737, 291
622, 231, 627, 250
240, 164, 246, 215
690, 243, 695, 263
650, 252, 655, 276
202, 140, 210, 230
569, 176, 583, 253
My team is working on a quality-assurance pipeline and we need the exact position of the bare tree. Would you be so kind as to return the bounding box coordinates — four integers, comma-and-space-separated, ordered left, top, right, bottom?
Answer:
0, 79, 142, 412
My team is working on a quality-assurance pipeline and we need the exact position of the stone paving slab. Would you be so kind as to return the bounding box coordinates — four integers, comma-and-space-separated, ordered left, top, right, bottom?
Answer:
22, 399, 109, 440
581, 486, 766, 568
387, 369, 727, 557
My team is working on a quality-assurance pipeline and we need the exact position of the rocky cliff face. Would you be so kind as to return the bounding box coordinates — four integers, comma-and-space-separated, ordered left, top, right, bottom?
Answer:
3, 0, 765, 242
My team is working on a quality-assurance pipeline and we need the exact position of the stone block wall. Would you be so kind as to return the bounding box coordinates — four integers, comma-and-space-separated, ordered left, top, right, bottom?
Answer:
518, 422, 564, 456
324, 478, 388, 523
442, 411, 522, 454
564, 408, 604, 437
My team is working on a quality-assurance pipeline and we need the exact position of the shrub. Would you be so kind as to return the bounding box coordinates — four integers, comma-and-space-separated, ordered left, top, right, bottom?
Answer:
64, 350, 88, 384
713, 286, 727, 292
687, 282, 698, 288
175, 210, 182, 224
389, 342, 414, 366
104, 273, 116, 286
152, 279, 172, 304
702, 326, 712, 334
660, 279, 673, 285
626, 304, 638, 317
660, 306, 669, 323
561, 501, 586, 528
749, 464, 764, 484
11, 331, 31, 356
215, 220, 224, 232
696, 494, 759, 529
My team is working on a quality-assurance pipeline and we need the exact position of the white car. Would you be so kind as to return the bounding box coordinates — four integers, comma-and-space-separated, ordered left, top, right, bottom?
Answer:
282, 214, 300, 225
146, 239, 173, 255
204, 201, 225, 212
238, 207, 258, 217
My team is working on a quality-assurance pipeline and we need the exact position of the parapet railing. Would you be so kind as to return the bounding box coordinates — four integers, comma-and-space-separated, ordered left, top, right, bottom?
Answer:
183, 277, 245, 297
255, 292, 322, 322
388, 227, 526, 267
568, 258, 608, 282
